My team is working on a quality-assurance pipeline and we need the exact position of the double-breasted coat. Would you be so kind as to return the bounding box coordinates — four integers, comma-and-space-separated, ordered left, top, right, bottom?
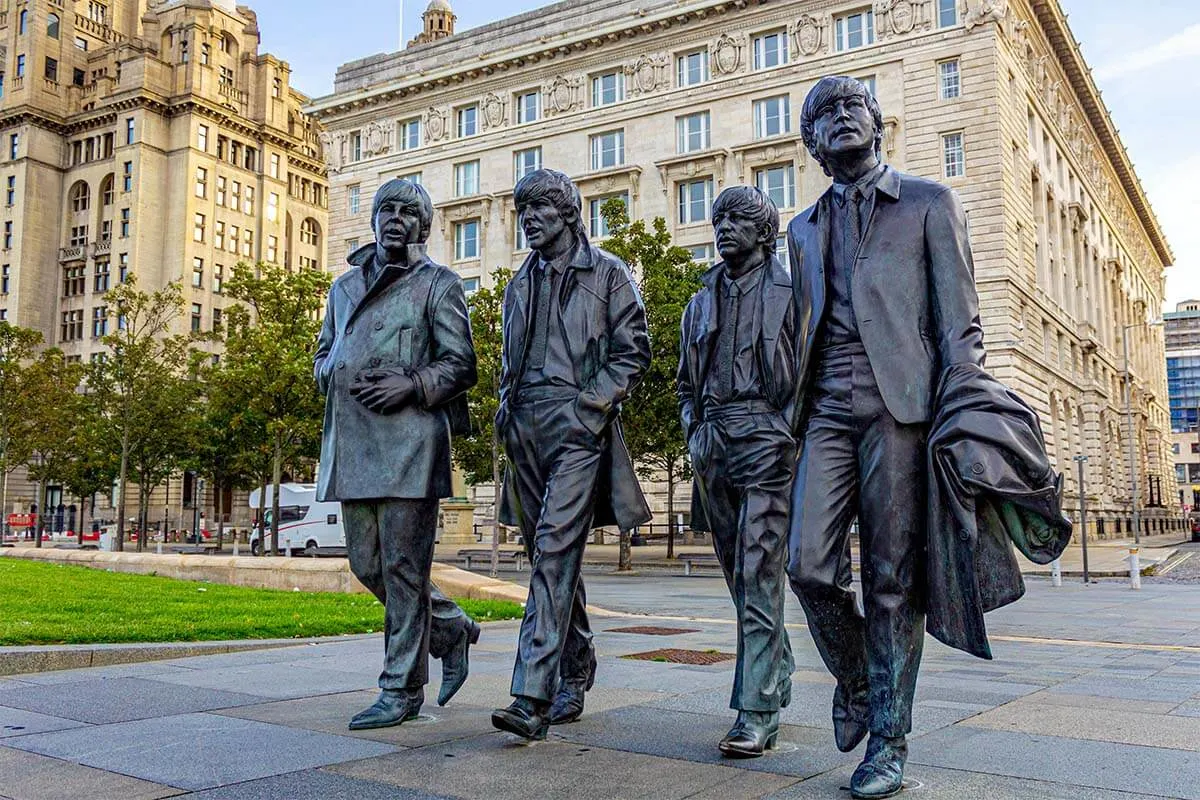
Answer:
314, 243, 476, 502
496, 241, 652, 532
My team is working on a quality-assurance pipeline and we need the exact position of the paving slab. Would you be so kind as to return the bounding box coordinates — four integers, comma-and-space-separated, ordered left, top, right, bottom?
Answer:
962, 699, 1200, 750
4, 661, 198, 686
3, 712, 396, 791
0, 706, 88, 739
330, 733, 797, 800
1042, 675, 1200, 704
0, 745, 183, 800
182, 768, 458, 799
909, 727, 1200, 799
0, 677, 268, 724
143, 661, 374, 700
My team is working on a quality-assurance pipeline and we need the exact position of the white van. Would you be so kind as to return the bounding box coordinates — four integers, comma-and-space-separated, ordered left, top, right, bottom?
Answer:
248, 483, 346, 556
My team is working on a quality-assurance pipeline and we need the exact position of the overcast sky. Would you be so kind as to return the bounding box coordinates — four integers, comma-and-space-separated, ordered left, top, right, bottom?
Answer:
245, 0, 1198, 308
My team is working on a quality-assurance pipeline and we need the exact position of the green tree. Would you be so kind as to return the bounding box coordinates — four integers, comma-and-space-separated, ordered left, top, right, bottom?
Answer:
24, 349, 88, 545
54, 387, 118, 545
600, 199, 705, 564
89, 276, 189, 551
0, 323, 43, 540
220, 262, 329, 555
451, 267, 510, 575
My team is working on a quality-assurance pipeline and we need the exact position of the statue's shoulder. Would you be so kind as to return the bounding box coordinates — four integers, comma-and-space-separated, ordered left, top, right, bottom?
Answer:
893, 170, 952, 204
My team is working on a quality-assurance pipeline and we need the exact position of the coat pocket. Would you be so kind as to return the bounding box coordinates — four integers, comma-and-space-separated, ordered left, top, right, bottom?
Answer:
398, 327, 414, 367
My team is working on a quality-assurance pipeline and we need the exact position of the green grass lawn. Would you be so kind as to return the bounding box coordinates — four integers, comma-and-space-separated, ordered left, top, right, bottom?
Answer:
0, 558, 523, 646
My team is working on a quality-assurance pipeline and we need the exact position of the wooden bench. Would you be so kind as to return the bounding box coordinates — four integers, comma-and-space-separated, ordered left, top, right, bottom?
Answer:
680, 552, 721, 576
458, 548, 527, 571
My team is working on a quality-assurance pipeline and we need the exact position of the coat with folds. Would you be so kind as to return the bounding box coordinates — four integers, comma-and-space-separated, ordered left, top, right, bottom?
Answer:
496, 240, 653, 532
926, 362, 1073, 659
313, 243, 476, 502
677, 256, 798, 532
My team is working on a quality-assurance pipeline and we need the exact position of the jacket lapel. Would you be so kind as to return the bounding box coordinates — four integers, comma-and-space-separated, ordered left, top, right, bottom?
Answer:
505, 250, 539, 384
804, 192, 831, 339
693, 264, 722, 395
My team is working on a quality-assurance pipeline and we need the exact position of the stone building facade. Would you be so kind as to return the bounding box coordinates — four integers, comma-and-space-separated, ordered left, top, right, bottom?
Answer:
1165, 302, 1200, 514
0, 0, 328, 532
308, 0, 1175, 535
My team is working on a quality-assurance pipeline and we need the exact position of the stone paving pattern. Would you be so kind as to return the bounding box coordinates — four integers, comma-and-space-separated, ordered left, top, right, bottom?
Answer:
2, 576, 1199, 799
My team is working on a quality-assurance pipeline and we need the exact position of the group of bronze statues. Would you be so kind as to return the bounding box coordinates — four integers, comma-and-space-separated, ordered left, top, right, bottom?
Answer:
313, 77, 1071, 799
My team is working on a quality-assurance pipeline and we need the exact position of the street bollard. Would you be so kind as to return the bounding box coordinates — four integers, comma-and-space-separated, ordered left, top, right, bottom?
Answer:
1129, 546, 1141, 590
156, 542, 162, 555
1050, 558, 1062, 587
232, 539, 239, 556
285, 538, 291, 558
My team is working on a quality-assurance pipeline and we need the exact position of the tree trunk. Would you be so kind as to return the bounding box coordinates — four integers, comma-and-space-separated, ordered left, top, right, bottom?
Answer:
215, 480, 224, 551
34, 474, 43, 549
79, 493, 90, 549
1, 466, 9, 544
618, 529, 632, 571
489, 429, 500, 578
257, 474, 268, 555
116, 433, 129, 552
270, 432, 282, 555
136, 482, 148, 552
665, 463, 676, 560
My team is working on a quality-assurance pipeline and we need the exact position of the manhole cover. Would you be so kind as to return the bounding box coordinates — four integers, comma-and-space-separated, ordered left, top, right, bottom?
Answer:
606, 626, 700, 636
623, 648, 735, 665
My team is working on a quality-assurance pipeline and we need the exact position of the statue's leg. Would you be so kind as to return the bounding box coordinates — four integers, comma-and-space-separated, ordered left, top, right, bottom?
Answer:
343, 501, 393, 687
374, 498, 439, 692
428, 584, 471, 661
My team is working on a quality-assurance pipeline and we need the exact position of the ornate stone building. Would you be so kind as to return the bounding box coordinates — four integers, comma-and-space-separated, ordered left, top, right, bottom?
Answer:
309, 0, 1175, 534
0, 0, 328, 531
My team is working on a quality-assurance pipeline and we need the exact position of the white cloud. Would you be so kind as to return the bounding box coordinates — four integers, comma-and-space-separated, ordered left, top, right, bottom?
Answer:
1095, 23, 1200, 81
1148, 154, 1200, 308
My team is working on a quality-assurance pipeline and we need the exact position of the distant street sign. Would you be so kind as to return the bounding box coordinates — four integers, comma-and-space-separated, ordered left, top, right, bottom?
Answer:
6, 513, 36, 529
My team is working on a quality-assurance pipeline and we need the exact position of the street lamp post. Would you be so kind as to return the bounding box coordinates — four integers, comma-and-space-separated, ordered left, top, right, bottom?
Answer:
1073, 454, 1090, 583
1122, 319, 1162, 588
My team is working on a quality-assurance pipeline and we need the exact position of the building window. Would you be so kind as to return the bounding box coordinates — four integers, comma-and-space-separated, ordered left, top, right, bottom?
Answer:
271, 77, 281, 98
590, 130, 625, 170
179, 38, 189, 64
61, 310, 84, 341
119, 208, 130, 237
942, 132, 965, 178
346, 238, 360, 257
63, 265, 86, 296
677, 49, 710, 87
755, 164, 796, 209
2, 222, 10, 249
591, 71, 625, 107
457, 105, 478, 138
88, 2, 108, 24
454, 160, 480, 197
752, 30, 789, 70
4, 176, 12, 206
216, 176, 226, 207
399, 118, 421, 150
125, 117, 135, 145
515, 91, 540, 124
462, 277, 480, 295
678, 178, 714, 225
193, 213, 205, 242
1, 264, 8, 294
197, 124, 208, 152
74, 36, 88, 51
454, 220, 480, 261
266, 236, 278, 263
194, 167, 207, 198
267, 192, 279, 222
70, 182, 90, 213
122, 161, 132, 192
349, 131, 362, 162
191, 303, 202, 333
214, 221, 224, 250
348, 184, 361, 214
8, 134, 17, 161
299, 218, 319, 247
398, 172, 422, 185
192, 258, 204, 288
15, 56, 25, 80
676, 111, 711, 154
212, 307, 222, 332
753, 95, 791, 139
939, 59, 961, 100
243, 185, 254, 214
686, 244, 714, 265
514, 147, 542, 181
227, 225, 239, 253
937, 0, 959, 28
589, 193, 628, 239
70, 225, 89, 247
44, 57, 58, 83
92, 306, 108, 338
47, 13, 61, 39
858, 75, 877, 96
835, 9, 876, 52
269, 153, 280, 179
515, 221, 528, 252
118, 253, 129, 282
219, 66, 233, 86
18, 10, 27, 35
775, 236, 790, 270
200, 43, 211, 66
241, 228, 254, 258
213, 264, 223, 294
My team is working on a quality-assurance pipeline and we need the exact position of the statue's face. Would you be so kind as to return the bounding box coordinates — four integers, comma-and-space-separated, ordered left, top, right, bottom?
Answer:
518, 196, 570, 253
374, 197, 423, 248
811, 90, 876, 163
713, 208, 766, 265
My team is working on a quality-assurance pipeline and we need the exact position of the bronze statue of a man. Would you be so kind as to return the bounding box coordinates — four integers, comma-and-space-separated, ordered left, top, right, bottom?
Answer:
785, 77, 988, 798
314, 178, 480, 730
492, 168, 652, 740
677, 186, 797, 758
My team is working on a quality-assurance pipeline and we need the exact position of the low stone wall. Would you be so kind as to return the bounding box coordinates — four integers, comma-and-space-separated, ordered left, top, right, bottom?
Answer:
0, 547, 528, 605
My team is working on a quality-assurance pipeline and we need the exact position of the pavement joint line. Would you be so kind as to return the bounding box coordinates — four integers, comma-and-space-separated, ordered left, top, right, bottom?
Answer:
1155, 551, 1195, 576
990, 634, 1200, 653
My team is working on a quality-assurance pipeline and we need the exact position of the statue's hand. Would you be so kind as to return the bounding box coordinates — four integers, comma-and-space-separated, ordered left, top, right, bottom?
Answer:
349, 368, 416, 414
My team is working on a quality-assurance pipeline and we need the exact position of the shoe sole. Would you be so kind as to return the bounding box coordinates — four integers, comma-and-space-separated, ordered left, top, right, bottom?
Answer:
348, 711, 420, 731
491, 711, 548, 740
718, 731, 778, 758
850, 787, 903, 800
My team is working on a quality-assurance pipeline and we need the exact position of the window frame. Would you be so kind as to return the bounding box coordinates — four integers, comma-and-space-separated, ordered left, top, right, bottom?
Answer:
834, 9, 876, 52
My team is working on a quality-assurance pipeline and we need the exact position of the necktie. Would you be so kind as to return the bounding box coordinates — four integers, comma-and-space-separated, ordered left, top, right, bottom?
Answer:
716, 280, 738, 399
527, 263, 551, 370
847, 186, 863, 256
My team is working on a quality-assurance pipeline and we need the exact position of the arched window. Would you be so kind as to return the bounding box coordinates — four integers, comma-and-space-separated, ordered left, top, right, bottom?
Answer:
100, 174, 115, 207
300, 218, 320, 246
47, 13, 60, 39
70, 181, 91, 213
18, 10, 27, 35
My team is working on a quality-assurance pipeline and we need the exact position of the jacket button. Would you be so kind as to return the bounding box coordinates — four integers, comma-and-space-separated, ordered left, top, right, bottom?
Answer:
336, 361, 345, 369
971, 462, 985, 475
374, 320, 384, 330
346, 325, 355, 334
959, 529, 971, 541
369, 357, 381, 368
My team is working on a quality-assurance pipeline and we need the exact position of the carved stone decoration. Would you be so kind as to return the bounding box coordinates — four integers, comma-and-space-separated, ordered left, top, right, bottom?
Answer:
544, 75, 583, 116
883, 116, 900, 157
425, 107, 448, 142
711, 33, 744, 75
481, 92, 507, 130
793, 14, 824, 56
964, 0, 1009, 30
320, 132, 343, 173
890, 0, 916, 34
363, 121, 390, 156
625, 54, 669, 96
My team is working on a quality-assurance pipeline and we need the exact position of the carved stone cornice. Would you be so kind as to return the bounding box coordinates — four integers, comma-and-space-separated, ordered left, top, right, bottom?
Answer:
654, 149, 729, 194
572, 165, 643, 202
434, 195, 494, 233
730, 135, 804, 183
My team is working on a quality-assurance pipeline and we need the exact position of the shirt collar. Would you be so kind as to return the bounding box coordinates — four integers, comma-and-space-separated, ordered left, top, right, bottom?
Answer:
722, 261, 766, 295
833, 162, 887, 205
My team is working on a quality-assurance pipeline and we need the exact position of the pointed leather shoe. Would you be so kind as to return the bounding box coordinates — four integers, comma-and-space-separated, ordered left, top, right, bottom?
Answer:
718, 710, 779, 759
833, 681, 870, 752
437, 618, 480, 706
549, 651, 597, 725
348, 689, 422, 730
491, 697, 550, 740
850, 734, 908, 799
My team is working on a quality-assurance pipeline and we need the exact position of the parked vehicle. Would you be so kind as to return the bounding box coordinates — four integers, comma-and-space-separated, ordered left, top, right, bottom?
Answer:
248, 483, 346, 556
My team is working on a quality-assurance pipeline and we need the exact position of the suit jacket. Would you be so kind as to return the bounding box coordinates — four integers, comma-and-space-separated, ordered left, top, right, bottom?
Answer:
496, 240, 653, 532
787, 167, 986, 425
677, 256, 797, 531
926, 363, 1072, 659
313, 243, 477, 502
